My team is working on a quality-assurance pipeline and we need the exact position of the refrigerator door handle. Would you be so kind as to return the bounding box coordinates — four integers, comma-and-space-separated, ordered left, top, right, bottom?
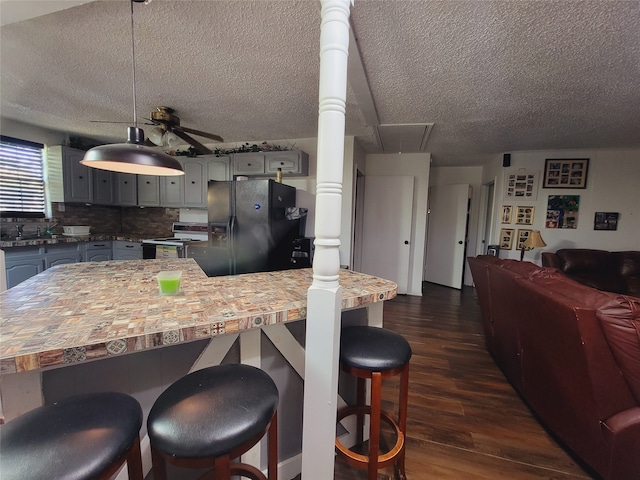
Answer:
228, 215, 237, 274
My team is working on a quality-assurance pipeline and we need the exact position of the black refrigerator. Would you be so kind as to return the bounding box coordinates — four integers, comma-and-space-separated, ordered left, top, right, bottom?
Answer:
188, 179, 300, 276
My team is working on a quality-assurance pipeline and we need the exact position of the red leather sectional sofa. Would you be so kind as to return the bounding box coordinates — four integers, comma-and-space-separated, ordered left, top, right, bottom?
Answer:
468, 255, 640, 480
542, 249, 640, 297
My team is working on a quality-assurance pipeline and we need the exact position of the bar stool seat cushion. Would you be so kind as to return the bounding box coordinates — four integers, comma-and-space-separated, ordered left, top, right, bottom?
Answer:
148, 363, 279, 459
341, 326, 412, 371
0, 392, 143, 480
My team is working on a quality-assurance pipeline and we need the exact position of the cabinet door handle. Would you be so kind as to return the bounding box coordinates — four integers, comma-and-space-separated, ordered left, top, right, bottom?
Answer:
93, 244, 106, 247
146, 181, 151, 184
78, 176, 83, 179
125, 245, 134, 248
191, 181, 196, 184
124, 181, 128, 184
170, 181, 176, 185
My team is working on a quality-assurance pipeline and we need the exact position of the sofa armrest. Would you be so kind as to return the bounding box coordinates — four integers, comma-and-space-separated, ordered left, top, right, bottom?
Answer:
541, 252, 560, 269
601, 407, 640, 480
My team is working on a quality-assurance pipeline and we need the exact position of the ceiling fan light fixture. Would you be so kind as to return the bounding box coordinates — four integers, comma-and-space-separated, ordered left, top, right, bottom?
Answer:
147, 126, 165, 146
81, 127, 184, 176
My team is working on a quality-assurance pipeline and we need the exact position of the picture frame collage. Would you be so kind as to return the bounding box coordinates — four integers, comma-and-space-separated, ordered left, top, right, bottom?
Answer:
500, 204, 535, 250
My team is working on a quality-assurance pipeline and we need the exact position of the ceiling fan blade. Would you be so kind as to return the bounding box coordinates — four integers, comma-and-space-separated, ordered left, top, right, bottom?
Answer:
171, 129, 212, 155
177, 125, 224, 143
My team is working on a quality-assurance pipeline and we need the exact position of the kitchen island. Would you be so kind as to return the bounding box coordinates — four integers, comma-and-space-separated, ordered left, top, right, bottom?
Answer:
0, 258, 397, 477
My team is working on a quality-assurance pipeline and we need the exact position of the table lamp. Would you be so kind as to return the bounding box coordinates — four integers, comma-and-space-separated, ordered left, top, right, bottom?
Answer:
520, 230, 546, 261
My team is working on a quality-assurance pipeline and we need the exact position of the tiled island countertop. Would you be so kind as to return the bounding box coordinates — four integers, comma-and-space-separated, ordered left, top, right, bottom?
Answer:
0, 259, 397, 375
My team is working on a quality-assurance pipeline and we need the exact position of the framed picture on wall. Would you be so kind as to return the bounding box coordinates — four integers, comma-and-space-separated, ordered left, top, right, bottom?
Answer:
499, 228, 515, 250
543, 159, 589, 188
504, 170, 539, 201
515, 206, 534, 225
594, 212, 619, 230
516, 229, 532, 250
501, 205, 512, 224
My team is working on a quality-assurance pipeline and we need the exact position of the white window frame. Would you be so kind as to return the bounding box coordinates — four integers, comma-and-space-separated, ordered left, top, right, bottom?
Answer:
0, 136, 47, 217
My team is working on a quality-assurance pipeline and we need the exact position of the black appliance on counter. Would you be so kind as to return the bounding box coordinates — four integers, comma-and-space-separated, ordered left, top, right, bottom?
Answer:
188, 179, 304, 277
290, 236, 314, 268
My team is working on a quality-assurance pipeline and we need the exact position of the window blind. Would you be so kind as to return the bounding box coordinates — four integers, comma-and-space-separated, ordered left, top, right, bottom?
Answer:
0, 136, 45, 214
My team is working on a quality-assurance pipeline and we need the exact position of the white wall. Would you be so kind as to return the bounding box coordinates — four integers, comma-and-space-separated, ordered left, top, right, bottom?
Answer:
364, 153, 431, 296
493, 148, 640, 264
0, 118, 67, 145
429, 166, 483, 286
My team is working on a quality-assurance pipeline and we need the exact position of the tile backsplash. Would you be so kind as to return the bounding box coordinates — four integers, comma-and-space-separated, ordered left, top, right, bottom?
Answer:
1, 203, 179, 238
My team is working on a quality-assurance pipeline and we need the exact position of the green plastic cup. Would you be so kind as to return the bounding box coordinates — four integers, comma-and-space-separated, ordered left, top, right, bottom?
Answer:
157, 271, 182, 296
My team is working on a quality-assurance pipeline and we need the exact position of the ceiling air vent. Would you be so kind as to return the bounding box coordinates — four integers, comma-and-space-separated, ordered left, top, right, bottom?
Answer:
375, 123, 434, 153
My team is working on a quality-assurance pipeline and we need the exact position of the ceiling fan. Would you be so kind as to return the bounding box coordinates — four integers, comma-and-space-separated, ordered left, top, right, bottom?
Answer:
91, 106, 223, 155
144, 107, 223, 154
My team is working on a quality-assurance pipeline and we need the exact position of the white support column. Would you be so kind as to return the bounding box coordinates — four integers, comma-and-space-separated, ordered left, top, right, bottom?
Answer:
301, 1, 352, 478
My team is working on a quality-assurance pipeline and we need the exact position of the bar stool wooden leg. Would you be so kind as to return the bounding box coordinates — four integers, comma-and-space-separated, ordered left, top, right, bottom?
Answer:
268, 411, 278, 480
151, 446, 169, 480
368, 372, 382, 480
397, 363, 410, 480
126, 435, 144, 480
356, 377, 366, 446
215, 455, 232, 479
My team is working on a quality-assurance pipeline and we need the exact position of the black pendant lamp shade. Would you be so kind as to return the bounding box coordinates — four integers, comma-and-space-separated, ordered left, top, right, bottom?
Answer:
81, 0, 184, 177
81, 127, 184, 176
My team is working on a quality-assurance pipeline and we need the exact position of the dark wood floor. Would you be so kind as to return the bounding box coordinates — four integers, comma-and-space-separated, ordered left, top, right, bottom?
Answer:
334, 282, 599, 480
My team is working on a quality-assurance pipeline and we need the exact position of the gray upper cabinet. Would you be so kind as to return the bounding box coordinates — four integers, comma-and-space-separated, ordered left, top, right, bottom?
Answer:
93, 169, 115, 205
46, 146, 94, 203
233, 154, 265, 175
137, 175, 161, 206
115, 173, 137, 206
207, 155, 231, 182
233, 151, 309, 177
160, 159, 185, 208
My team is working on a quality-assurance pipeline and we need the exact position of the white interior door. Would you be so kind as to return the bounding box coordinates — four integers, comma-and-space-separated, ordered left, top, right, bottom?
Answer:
360, 176, 414, 294
425, 184, 469, 289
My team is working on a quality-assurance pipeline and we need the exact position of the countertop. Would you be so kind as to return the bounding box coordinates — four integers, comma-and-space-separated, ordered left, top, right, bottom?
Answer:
0, 235, 144, 249
0, 259, 397, 374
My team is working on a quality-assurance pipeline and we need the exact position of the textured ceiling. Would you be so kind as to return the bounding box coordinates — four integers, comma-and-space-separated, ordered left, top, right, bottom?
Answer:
1, 0, 639, 166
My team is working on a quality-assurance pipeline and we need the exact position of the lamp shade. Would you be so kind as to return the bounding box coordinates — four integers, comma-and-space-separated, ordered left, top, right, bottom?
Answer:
81, 127, 184, 176
523, 230, 546, 249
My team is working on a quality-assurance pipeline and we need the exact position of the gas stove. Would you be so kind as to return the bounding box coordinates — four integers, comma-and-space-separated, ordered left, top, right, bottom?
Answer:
142, 223, 207, 258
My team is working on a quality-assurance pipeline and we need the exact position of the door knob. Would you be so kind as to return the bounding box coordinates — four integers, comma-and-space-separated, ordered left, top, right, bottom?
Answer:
404, 240, 409, 244
458, 241, 463, 244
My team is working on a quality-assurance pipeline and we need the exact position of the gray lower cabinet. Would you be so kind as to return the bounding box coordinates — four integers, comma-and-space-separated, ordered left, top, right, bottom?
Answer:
113, 241, 142, 260
4, 247, 45, 289
82, 241, 113, 262
44, 244, 82, 269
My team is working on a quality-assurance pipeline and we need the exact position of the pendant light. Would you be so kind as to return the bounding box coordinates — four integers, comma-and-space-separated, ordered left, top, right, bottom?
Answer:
81, 0, 184, 176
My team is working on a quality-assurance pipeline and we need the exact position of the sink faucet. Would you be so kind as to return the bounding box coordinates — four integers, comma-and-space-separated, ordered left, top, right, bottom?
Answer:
16, 224, 24, 238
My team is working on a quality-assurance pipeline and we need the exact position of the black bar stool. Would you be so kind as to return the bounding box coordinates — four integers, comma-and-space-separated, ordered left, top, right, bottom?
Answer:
0, 392, 144, 480
148, 363, 279, 480
335, 326, 412, 480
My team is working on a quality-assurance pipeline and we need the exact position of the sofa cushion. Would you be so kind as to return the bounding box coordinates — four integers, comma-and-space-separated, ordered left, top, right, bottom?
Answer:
626, 276, 640, 298
498, 259, 541, 275
557, 249, 612, 274
597, 296, 640, 404
527, 268, 619, 308
568, 272, 629, 295
615, 251, 640, 277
